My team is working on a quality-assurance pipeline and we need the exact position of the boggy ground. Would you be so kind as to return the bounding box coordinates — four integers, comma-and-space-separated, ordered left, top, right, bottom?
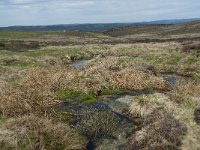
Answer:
0, 42, 200, 150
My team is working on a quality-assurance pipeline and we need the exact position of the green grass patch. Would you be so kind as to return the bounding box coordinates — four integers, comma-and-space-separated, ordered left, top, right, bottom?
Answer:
192, 72, 200, 81
56, 90, 96, 105
143, 55, 163, 63
100, 87, 124, 95
184, 56, 198, 65
135, 96, 147, 106
0, 115, 7, 123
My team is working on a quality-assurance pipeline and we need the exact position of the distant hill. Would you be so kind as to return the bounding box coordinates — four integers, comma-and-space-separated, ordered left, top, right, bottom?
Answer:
0, 18, 200, 32
104, 20, 200, 37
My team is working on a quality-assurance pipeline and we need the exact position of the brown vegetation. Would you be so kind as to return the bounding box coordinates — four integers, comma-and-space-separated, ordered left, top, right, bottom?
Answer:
86, 57, 167, 91
0, 115, 87, 150
76, 109, 120, 139
0, 67, 76, 116
170, 79, 200, 102
128, 107, 186, 150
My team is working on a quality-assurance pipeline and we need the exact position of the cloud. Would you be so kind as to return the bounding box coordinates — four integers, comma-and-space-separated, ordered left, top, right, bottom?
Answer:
0, 0, 200, 27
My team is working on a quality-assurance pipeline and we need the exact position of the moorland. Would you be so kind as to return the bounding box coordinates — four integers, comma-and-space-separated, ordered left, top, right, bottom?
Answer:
0, 20, 200, 150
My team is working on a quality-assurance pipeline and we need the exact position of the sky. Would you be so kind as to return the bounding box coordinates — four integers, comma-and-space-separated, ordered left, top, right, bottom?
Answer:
0, 0, 200, 27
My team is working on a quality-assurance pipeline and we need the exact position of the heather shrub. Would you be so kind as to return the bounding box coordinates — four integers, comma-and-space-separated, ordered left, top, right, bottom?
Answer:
76, 109, 120, 139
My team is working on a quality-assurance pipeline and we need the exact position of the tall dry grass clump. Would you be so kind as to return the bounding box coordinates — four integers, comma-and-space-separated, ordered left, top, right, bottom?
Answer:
0, 66, 104, 117
170, 79, 200, 102
110, 68, 166, 91
0, 67, 78, 117
128, 95, 160, 118
127, 107, 186, 150
85, 57, 167, 91
0, 115, 87, 150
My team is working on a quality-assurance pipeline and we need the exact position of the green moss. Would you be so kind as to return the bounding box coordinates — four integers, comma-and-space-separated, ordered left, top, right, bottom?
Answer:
56, 90, 96, 105
101, 87, 115, 95
56, 90, 72, 100
79, 93, 96, 104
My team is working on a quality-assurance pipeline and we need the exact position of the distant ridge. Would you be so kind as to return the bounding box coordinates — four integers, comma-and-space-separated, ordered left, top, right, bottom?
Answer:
0, 18, 200, 32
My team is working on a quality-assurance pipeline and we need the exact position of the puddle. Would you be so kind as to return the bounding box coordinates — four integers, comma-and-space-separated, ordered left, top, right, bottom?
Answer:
162, 73, 191, 90
162, 74, 179, 88
89, 93, 143, 150
69, 59, 89, 69
57, 92, 142, 150
161, 73, 187, 90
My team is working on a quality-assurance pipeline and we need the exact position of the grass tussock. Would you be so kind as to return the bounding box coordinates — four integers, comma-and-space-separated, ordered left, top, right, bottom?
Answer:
110, 68, 166, 90
170, 79, 200, 102
128, 95, 160, 118
0, 115, 87, 150
0, 67, 75, 116
128, 92, 200, 150
86, 57, 167, 91
0, 66, 104, 117
128, 107, 186, 150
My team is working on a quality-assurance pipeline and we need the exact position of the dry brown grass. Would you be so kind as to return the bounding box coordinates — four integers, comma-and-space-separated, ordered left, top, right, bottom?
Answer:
128, 107, 186, 150
128, 95, 160, 118
0, 66, 105, 117
0, 115, 87, 150
170, 79, 200, 102
110, 68, 166, 90
86, 56, 167, 91
0, 67, 77, 116
128, 92, 200, 150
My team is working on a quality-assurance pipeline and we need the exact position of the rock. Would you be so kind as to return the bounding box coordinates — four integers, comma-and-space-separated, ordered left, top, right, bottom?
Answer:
116, 95, 133, 105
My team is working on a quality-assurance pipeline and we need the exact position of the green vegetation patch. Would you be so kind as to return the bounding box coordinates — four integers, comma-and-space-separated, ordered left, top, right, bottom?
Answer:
0, 115, 7, 123
100, 87, 124, 95
56, 90, 96, 105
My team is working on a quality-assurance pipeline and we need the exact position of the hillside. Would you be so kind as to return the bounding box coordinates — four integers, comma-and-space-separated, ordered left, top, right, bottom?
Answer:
0, 18, 199, 32
104, 20, 200, 38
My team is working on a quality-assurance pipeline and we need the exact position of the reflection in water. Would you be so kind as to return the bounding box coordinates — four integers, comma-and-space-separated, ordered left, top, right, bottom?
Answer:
69, 59, 88, 69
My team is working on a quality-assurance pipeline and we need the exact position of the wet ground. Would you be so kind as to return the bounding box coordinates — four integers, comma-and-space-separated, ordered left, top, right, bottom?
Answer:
67, 60, 183, 149
69, 59, 89, 69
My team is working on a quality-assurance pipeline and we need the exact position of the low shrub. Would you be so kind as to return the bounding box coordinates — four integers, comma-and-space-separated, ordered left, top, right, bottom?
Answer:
76, 109, 120, 139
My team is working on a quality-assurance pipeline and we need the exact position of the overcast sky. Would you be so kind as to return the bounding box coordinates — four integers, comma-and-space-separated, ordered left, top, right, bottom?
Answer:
0, 0, 200, 27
